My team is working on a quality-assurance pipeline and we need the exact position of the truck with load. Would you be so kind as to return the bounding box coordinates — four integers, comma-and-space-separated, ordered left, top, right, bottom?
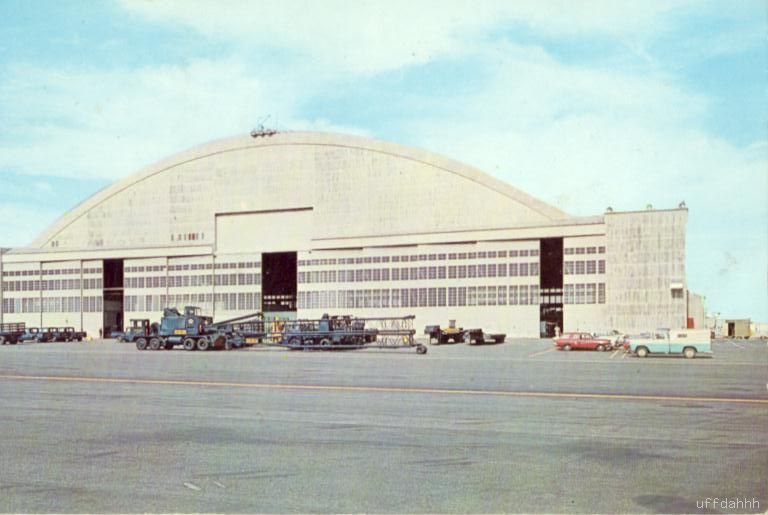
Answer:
134, 306, 269, 351
276, 314, 424, 353
625, 328, 712, 359
0, 322, 25, 345
132, 308, 424, 354
134, 306, 238, 351
282, 315, 375, 348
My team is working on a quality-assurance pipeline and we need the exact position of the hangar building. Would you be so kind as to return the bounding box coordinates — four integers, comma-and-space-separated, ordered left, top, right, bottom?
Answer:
0, 131, 692, 338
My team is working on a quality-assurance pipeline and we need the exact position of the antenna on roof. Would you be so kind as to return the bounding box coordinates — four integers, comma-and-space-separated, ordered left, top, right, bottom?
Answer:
251, 115, 278, 138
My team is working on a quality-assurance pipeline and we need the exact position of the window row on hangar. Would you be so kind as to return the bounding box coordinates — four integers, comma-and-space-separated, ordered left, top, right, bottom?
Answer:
2, 281, 608, 316
1, 260, 607, 293
2, 267, 102, 277
2, 296, 103, 314
297, 245, 605, 266
3, 278, 103, 292
297, 284, 606, 309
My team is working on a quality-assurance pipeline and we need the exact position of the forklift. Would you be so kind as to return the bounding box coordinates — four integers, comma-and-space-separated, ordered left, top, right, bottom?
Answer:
424, 320, 465, 344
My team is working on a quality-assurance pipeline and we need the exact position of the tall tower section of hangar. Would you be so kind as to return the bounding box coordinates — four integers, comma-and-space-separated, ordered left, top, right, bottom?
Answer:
0, 131, 691, 338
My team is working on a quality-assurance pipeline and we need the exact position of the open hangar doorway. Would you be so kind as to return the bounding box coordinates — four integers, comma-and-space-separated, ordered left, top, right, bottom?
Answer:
261, 251, 297, 315
102, 259, 124, 338
216, 207, 312, 321
539, 238, 563, 337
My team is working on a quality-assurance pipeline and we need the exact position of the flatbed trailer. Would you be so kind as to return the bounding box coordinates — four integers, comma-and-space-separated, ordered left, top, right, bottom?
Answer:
462, 328, 506, 345
0, 322, 25, 345
278, 315, 425, 354
211, 312, 270, 347
425, 323, 505, 345
132, 308, 424, 354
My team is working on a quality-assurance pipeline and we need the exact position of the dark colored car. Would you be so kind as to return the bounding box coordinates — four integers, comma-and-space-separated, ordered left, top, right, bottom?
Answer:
554, 332, 612, 351
19, 327, 53, 343
50, 327, 85, 342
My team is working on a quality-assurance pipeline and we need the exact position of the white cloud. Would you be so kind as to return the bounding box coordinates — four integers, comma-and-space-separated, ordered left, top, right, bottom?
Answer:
0, 58, 382, 181
0, 60, 291, 179
119, 0, 696, 75
397, 41, 767, 318
407, 41, 715, 211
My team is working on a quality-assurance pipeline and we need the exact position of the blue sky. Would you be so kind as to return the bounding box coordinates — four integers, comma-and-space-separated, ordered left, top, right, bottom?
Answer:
0, 0, 766, 320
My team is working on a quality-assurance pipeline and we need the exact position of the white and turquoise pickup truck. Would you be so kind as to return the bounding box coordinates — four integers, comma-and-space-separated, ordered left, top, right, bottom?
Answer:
626, 329, 712, 359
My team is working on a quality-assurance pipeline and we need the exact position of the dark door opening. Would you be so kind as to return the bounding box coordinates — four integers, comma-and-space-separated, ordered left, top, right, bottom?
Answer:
103, 258, 124, 289
262, 252, 297, 313
540, 238, 563, 337
103, 291, 124, 338
103, 259, 124, 338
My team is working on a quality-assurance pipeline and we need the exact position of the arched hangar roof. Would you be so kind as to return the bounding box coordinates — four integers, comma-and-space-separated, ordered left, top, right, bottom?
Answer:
30, 131, 568, 250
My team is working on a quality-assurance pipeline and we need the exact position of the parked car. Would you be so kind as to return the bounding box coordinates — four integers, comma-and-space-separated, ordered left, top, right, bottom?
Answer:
595, 330, 627, 349
50, 327, 86, 342
19, 327, 53, 343
554, 332, 612, 351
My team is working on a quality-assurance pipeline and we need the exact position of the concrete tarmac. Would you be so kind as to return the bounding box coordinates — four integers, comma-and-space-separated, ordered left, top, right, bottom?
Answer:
0, 338, 765, 513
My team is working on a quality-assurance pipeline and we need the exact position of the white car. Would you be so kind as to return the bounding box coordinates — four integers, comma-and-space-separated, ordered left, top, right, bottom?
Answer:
595, 330, 625, 349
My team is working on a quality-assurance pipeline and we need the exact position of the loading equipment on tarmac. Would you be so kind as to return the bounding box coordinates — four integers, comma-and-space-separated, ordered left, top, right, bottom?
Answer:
112, 319, 153, 343
424, 320, 465, 344
134, 307, 271, 351
133, 307, 425, 354
279, 314, 425, 354
462, 328, 506, 345
134, 306, 266, 351
0, 322, 25, 345
425, 321, 506, 345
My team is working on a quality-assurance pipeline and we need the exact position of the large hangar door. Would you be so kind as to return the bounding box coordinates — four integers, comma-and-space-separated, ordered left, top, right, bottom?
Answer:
216, 208, 311, 316
539, 238, 563, 337
103, 259, 124, 338
262, 252, 297, 313
216, 208, 313, 254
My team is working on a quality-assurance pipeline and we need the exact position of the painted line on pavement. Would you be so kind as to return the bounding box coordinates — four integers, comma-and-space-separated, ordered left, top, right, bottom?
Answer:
528, 347, 557, 358
610, 350, 620, 359
2, 347, 765, 367
731, 340, 745, 349
1, 373, 766, 405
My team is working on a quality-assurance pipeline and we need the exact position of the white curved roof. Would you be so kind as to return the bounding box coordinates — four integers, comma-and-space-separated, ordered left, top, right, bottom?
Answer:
31, 131, 568, 250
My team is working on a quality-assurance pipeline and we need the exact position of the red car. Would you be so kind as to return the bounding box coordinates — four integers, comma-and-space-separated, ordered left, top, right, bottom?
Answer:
554, 332, 612, 351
